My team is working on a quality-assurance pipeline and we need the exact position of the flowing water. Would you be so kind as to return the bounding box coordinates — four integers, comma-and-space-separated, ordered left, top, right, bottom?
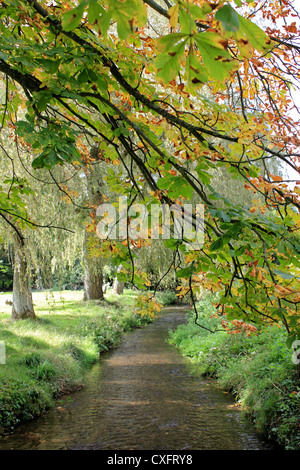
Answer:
0, 307, 271, 450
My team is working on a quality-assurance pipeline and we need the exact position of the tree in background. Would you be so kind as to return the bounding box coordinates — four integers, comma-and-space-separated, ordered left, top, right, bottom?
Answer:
0, 124, 84, 317
11, 232, 36, 319
0, 133, 38, 319
82, 160, 105, 301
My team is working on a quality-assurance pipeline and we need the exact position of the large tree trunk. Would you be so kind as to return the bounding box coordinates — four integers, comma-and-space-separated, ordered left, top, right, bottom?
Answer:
82, 160, 105, 302
112, 264, 124, 295
11, 234, 36, 320
83, 232, 104, 301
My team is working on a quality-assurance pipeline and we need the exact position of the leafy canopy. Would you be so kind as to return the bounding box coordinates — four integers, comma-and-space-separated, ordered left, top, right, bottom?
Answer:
0, 0, 299, 344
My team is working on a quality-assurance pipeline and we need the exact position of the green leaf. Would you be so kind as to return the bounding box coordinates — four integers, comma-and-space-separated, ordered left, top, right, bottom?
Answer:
235, 13, 273, 52
170, 178, 193, 199
164, 162, 172, 171
16, 120, 35, 135
179, 4, 197, 34
113, 126, 130, 137
97, 10, 112, 36
88, 0, 105, 24
155, 36, 189, 82
77, 68, 89, 84
35, 91, 52, 112
157, 175, 193, 199
96, 75, 108, 91
271, 308, 287, 321
186, 50, 208, 85
176, 266, 196, 278
157, 176, 173, 190
117, 19, 132, 40
36, 58, 60, 74
156, 33, 188, 53
213, 209, 231, 223
32, 148, 61, 169
108, 0, 147, 40
286, 331, 300, 349
224, 221, 242, 238
62, 2, 87, 32
163, 239, 181, 250
0, 51, 9, 60
210, 237, 225, 251
194, 32, 238, 81
187, 3, 213, 20
195, 164, 212, 184
215, 4, 240, 32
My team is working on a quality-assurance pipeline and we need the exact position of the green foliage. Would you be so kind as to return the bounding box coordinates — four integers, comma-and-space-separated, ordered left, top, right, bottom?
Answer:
0, 177, 34, 233
62, 0, 147, 38
0, 378, 52, 430
17, 120, 82, 169
0, 261, 13, 291
50, 259, 84, 291
156, 290, 178, 306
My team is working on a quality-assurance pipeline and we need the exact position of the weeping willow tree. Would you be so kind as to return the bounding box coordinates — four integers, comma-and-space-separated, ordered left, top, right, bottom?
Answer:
0, 129, 85, 318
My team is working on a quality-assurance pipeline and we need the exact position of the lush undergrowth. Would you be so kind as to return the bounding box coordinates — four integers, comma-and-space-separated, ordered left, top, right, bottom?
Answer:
168, 295, 300, 450
0, 289, 153, 435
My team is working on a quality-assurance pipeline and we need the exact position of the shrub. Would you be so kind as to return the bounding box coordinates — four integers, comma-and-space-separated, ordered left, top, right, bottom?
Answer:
156, 291, 179, 306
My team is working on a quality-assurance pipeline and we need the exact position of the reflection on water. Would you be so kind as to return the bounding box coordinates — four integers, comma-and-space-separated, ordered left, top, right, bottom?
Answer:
0, 308, 271, 450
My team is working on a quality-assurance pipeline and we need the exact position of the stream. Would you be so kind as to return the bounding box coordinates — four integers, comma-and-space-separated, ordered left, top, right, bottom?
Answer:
0, 307, 271, 450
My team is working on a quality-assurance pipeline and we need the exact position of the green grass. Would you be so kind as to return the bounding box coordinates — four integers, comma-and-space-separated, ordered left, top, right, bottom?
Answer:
168, 295, 300, 450
0, 289, 152, 434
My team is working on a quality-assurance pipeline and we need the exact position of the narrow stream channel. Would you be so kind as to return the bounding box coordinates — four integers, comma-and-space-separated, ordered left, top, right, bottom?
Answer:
0, 307, 271, 450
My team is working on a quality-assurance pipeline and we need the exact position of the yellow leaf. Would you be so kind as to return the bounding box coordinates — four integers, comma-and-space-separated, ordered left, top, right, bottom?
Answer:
257, 268, 264, 282
168, 4, 179, 28
294, 186, 300, 195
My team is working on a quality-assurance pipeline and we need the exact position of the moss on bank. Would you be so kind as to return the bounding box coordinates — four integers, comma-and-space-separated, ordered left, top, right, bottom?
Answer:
0, 289, 152, 434
168, 295, 300, 450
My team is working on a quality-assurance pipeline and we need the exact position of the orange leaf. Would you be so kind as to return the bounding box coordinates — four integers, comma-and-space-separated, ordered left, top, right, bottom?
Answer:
85, 223, 95, 233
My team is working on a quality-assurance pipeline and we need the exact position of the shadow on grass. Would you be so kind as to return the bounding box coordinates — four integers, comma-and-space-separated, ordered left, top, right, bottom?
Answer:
0, 327, 52, 351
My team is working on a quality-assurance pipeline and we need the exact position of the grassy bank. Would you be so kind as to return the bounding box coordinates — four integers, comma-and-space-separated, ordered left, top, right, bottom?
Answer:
0, 289, 152, 435
168, 295, 300, 450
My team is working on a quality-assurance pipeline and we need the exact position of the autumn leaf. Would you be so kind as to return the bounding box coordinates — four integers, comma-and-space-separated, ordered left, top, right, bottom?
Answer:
274, 285, 295, 298
168, 4, 179, 28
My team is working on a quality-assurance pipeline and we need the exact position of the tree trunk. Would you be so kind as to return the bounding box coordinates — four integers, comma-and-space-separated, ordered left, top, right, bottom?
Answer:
11, 234, 36, 320
83, 260, 104, 301
82, 163, 105, 302
83, 233, 104, 301
112, 264, 124, 295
